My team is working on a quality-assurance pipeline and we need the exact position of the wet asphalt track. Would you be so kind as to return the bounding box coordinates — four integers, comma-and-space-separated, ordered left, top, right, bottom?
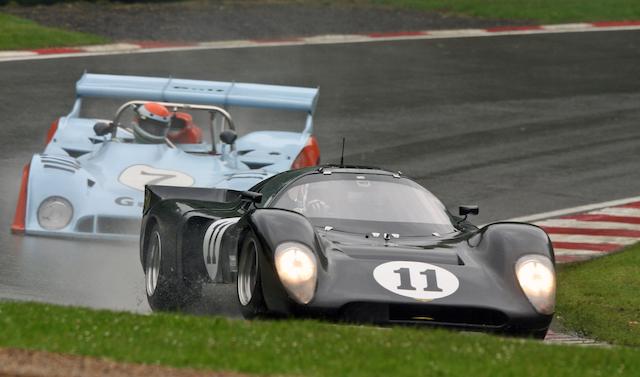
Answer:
0, 30, 639, 313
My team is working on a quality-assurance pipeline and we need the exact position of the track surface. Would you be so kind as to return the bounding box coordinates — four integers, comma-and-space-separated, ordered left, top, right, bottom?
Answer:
0, 30, 638, 313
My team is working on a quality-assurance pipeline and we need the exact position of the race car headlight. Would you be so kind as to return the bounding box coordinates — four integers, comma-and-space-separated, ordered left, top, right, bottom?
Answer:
515, 255, 556, 315
37, 196, 73, 230
274, 242, 317, 304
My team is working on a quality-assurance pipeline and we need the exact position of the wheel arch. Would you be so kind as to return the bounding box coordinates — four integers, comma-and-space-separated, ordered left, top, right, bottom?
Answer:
239, 208, 325, 314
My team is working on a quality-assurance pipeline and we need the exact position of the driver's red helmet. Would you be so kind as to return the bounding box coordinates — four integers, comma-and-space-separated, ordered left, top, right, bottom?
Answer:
168, 112, 203, 144
133, 102, 171, 144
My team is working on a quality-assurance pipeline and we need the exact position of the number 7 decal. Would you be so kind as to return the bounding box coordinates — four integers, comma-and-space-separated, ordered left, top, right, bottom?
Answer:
140, 170, 177, 186
118, 164, 195, 191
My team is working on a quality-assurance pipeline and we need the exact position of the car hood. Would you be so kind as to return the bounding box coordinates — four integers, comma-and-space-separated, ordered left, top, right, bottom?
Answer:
318, 229, 468, 266
78, 142, 248, 195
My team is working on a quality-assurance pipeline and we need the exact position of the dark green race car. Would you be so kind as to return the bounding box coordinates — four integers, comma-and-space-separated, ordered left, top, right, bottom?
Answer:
140, 165, 555, 337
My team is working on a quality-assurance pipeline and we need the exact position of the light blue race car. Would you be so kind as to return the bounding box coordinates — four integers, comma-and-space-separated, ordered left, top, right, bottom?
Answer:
11, 73, 321, 240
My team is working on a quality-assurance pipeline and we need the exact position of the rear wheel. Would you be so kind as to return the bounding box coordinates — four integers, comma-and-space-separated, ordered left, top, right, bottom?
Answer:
144, 224, 201, 311
145, 230, 162, 299
237, 233, 266, 318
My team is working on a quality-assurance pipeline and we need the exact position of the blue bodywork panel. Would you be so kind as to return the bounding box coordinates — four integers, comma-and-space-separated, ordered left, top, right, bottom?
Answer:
21, 74, 319, 239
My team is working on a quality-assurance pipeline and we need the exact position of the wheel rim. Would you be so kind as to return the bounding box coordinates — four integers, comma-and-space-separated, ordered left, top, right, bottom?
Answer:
145, 231, 162, 297
238, 239, 258, 306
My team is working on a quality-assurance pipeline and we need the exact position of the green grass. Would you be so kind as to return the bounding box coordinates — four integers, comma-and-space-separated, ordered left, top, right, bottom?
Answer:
0, 13, 107, 50
371, 0, 640, 23
556, 243, 640, 347
1, 301, 640, 377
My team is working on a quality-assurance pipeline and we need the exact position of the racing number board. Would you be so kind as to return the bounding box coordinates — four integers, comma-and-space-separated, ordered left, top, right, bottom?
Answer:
373, 261, 459, 301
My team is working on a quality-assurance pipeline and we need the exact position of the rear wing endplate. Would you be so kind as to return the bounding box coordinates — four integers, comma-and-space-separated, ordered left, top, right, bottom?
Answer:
76, 73, 319, 114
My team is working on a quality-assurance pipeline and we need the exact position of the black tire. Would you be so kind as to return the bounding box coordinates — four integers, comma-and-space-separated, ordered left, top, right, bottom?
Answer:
531, 329, 549, 340
510, 328, 549, 340
144, 224, 201, 311
237, 232, 267, 318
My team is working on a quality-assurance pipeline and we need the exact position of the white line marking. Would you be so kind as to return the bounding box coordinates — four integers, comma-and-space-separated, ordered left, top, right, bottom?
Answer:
0, 51, 37, 58
427, 28, 490, 37
507, 196, 640, 222
202, 221, 217, 262
549, 234, 637, 245
82, 43, 142, 52
1, 24, 639, 63
542, 23, 592, 31
553, 248, 605, 256
303, 34, 370, 43
203, 217, 239, 281
590, 207, 640, 217
534, 219, 640, 231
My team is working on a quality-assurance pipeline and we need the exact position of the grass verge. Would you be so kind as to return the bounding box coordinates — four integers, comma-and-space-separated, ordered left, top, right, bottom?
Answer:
1, 300, 640, 377
372, 0, 640, 23
0, 13, 107, 50
556, 242, 640, 347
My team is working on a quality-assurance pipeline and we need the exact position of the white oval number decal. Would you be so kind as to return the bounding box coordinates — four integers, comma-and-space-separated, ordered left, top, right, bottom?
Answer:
119, 164, 195, 191
373, 261, 459, 301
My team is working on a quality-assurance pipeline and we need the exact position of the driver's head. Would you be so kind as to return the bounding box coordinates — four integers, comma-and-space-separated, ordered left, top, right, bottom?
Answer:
167, 112, 203, 144
133, 102, 171, 144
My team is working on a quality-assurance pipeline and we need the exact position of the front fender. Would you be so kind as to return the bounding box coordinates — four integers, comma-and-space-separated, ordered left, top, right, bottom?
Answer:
472, 222, 554, 265
247, 208, 321, 257
466, 222, 554, 317
25, 154, 93, 234
244, 208, 325, 313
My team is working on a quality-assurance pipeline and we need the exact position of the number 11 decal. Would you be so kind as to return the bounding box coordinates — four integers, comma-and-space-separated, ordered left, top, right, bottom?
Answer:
393, 268, 443, 292
374, 261, 459, 300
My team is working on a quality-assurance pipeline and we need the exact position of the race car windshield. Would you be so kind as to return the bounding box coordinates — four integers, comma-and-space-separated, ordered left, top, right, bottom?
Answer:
273, 175, 456, 234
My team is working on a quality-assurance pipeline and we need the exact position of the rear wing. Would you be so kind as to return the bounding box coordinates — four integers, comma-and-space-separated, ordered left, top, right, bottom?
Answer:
144, 185, 241, 215
76, 73, 318, 113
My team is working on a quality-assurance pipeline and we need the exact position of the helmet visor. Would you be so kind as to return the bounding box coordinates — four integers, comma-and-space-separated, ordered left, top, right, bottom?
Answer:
138, 118, 169, 137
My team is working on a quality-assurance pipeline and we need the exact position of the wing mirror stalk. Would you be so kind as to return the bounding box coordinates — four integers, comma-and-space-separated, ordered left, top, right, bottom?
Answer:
458, 205, 479, 224
220, 130, 237, 145
219, 130, 239, 168
93, 122, 116, 137
241, 191, 262, 205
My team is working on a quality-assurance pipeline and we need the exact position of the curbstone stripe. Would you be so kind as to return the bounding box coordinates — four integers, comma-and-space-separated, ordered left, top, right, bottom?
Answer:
0, 21, 638, 62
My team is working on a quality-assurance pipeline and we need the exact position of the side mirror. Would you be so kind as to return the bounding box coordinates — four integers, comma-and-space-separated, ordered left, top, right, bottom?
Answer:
93, 122, 115, 136
241, 191, 262, 204
459, 205, 479, 217
220, 130, 238, 145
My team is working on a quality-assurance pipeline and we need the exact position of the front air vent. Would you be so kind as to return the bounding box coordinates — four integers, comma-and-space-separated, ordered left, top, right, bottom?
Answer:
226, 172, 271, 180
339, 302, 508, 329
75, 216, 94, 233
96, 217, 141, 235
62, 149, 89, 158
243, 161, 274, 170
388, 304, 508, 328
40, 154, 80, 174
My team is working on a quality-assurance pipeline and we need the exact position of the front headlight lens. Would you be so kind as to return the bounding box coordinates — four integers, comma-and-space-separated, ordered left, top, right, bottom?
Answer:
275, 242, 317, 304
515, 255, 556, 315
37, 196, 73, 230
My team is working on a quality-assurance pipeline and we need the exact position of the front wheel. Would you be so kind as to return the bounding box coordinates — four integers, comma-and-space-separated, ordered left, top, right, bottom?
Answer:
144, 224, 200, 311
237, 233, 266, 318
530, 329, 549, 340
